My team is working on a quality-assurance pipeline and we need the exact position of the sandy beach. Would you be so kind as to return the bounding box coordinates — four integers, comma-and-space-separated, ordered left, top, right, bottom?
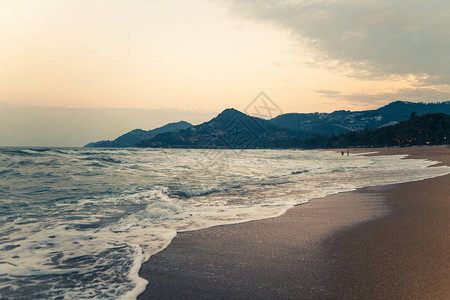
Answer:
138, 146, 450, 299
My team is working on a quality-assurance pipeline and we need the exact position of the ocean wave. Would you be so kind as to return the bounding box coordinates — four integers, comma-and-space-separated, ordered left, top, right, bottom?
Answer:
1, 148, 449, 299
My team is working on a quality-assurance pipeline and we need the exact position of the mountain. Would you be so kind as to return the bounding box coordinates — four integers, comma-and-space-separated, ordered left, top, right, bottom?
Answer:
137, 108, 305, 148
300, 113, 450, 148
84, 121, 192, 147
269, 101, 450, 135
85, 101, 450, 149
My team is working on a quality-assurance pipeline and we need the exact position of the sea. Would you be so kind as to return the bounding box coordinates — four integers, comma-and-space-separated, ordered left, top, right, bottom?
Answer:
1, 147, 449, 299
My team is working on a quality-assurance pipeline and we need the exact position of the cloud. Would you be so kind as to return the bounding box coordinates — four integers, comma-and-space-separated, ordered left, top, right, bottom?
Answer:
315, 89, 342, 96
316, 87, 450, 107
223, 0, 450, 86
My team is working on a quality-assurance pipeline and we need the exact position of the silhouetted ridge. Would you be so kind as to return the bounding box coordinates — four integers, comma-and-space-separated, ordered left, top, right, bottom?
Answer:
300, 113, 450, 148
216, 108, 242, 117
269, 101, 450, 135
84, 121, 192, 147
137, 108, 304, 148
86, 101, 450, 148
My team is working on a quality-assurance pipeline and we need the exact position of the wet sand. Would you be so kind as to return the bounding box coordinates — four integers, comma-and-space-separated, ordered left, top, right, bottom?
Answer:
138, 146, 450, 299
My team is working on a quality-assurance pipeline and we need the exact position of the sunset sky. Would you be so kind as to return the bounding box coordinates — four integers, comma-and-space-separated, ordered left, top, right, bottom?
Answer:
1, 0, 449, 146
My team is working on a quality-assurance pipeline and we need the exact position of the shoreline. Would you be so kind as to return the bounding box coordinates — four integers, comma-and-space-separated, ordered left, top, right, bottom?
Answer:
137, 146, 450, 299
322, 146, 450, 299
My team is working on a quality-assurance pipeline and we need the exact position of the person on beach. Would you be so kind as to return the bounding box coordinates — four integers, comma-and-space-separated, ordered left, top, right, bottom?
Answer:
341, 150, 344, 156
347, 149, 349, 156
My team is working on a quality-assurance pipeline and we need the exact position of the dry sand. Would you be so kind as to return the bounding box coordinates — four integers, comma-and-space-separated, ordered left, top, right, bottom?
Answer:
138, 146, 450, 299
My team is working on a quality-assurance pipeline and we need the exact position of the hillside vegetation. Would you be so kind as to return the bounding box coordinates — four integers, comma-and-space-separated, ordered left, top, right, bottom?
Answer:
300, 113, 450, 148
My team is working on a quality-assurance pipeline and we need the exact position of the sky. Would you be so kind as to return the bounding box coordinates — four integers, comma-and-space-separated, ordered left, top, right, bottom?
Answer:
1, 0, 449, 146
